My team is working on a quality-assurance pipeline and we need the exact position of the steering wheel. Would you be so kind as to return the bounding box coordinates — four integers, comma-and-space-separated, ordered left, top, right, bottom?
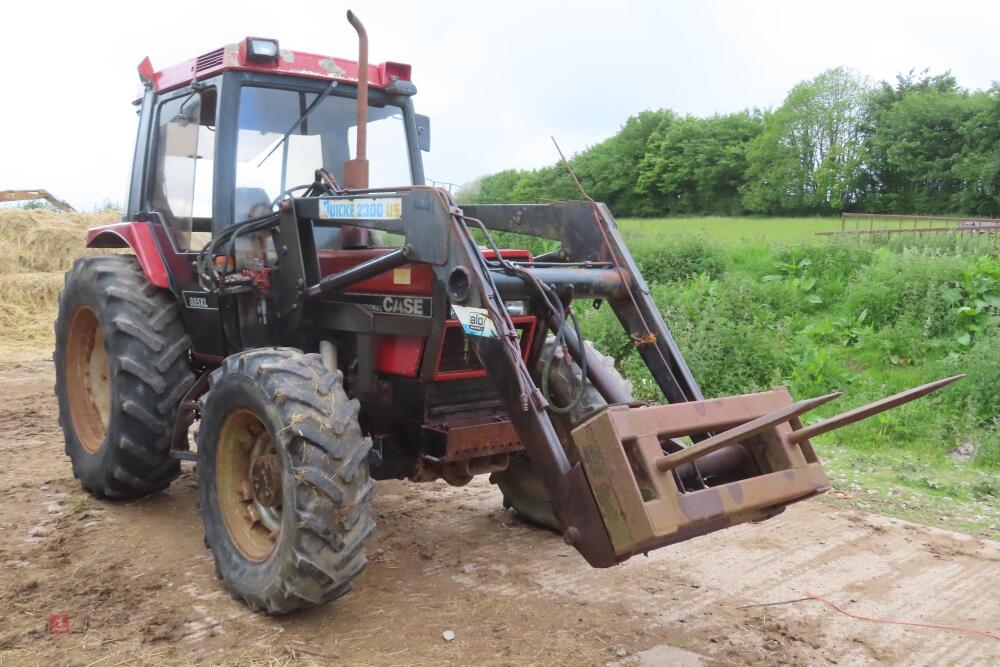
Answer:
268, 169, 345, 210
269, 184, 313, 210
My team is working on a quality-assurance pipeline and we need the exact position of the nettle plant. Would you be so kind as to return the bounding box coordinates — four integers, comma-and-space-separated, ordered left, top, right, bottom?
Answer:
763, 256, 824, 305
948, 255, 1000, 347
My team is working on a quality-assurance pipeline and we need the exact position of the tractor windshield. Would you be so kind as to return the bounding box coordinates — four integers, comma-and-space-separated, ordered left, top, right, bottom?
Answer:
234, 86, 411, 222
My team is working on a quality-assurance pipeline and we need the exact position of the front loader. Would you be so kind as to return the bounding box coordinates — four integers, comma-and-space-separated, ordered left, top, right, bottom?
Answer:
1, 189, 75, 211
54, 11, 960, 613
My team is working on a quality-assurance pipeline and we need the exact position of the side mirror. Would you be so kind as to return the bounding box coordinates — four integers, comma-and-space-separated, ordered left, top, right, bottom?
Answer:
415, 114, 431, 152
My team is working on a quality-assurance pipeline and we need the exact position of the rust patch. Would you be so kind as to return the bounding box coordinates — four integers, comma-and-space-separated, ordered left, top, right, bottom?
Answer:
425, 417, 522, 462
318, 58, 347, 78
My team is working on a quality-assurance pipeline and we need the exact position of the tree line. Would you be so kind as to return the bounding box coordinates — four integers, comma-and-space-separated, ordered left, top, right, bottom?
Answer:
459, 69, 1000, 218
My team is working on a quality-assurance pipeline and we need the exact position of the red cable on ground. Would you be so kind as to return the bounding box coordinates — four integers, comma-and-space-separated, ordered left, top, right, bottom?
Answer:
804, 590, 1000, 642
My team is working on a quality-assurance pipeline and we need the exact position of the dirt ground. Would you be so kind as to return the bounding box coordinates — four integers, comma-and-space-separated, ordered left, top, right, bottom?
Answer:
1, 357, 998, 666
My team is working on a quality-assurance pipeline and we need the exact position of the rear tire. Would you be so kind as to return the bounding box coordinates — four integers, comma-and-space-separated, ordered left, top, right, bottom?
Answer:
491, 339, 632, 530
197, 348, 375, 614
54, 255, 193, 499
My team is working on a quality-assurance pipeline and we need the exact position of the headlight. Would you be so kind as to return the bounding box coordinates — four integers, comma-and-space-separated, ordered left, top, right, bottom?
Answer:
504, 300, 527, 316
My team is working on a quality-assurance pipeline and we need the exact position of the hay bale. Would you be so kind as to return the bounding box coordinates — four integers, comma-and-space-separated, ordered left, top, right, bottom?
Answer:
0, 272, 65, 346
0, 209, 127, 353
0, 209, 119, 274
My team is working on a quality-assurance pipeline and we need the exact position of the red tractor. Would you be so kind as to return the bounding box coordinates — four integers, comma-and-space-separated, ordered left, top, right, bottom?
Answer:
54, 11, 959, 614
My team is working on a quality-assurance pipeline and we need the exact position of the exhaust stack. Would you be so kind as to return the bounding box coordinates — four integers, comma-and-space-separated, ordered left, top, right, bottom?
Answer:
344, 10, 369, 190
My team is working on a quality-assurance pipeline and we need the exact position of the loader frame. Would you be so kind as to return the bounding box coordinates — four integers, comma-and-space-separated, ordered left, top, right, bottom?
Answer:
234, 188, 828, 567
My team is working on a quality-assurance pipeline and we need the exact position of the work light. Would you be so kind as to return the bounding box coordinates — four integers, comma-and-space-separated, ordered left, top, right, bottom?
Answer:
245, 37, 280, 63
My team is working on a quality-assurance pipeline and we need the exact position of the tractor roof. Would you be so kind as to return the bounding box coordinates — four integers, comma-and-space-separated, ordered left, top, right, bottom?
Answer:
143, 39, 412, 95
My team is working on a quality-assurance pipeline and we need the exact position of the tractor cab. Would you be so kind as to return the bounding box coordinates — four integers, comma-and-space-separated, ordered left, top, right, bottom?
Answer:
125, 36, 430, 255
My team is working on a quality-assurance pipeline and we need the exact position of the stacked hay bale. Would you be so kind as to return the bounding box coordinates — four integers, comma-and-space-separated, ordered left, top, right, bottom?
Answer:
0, 208, 120, 351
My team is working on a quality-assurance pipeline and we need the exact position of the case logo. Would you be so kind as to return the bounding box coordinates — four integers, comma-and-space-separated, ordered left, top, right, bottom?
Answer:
328, 293, 431, 317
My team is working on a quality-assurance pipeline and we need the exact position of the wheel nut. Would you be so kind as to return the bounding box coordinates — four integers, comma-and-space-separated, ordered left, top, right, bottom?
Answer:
245, 504, 261, 524
250, 455, 282, 507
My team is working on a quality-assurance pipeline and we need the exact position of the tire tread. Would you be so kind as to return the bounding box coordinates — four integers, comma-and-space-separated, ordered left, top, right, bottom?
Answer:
54, 254, 192, 499
198, 349, 374, 614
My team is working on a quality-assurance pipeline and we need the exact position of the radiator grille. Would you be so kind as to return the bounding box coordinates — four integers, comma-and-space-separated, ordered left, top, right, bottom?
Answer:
438, 327, 479, 373
436, 320, 534, 375
195, 48, 225, 72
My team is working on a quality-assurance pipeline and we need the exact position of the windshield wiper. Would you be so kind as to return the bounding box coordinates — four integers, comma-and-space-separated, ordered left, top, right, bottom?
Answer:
257, 80, 338, 167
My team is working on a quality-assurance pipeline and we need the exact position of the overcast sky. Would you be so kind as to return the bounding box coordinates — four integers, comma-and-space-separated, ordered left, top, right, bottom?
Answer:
2, 0, 998, 211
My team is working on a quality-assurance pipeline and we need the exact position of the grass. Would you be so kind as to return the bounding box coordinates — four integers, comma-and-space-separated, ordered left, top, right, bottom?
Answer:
821, 443, 999, 539
617, 216, 846, 244
580, 216, 1000, 538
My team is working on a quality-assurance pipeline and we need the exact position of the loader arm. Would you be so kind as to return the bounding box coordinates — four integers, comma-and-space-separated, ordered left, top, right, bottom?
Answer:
283, 187, 960, 567
0, 189, 75, 212
461, 201, 703, 405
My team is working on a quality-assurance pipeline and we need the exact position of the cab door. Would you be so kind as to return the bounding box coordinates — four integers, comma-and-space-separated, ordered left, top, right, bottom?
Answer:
143, 84, 227, 355
145, 86, 218, 267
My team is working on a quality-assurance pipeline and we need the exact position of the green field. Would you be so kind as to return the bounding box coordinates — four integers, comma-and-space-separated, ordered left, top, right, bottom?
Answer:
617, 216, 846, 243
569, 217, 1000, 538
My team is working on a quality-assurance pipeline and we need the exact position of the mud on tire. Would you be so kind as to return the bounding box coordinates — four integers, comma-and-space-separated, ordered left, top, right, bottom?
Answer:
54, 255, 193, 499
197, 348, 375, 614
490, 339, 632, 529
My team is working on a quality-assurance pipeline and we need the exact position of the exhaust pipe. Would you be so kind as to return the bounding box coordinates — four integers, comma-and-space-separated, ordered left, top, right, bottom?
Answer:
340, 10, 374, 248
344, 9, 369, 190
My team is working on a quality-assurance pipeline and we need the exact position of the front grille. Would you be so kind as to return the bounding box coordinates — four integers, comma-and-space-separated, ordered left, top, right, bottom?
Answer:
426, 378, 502, 415
195, 48, 225, 72
438, 326, 480, 373
435, 318, 536, 377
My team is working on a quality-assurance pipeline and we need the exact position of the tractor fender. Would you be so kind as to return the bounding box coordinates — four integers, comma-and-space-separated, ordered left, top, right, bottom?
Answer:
85, 221, 171, 288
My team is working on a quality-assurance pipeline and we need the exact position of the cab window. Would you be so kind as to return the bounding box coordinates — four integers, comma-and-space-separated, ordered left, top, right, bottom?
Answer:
234, 86, 411, 223
148, 88, 216, 251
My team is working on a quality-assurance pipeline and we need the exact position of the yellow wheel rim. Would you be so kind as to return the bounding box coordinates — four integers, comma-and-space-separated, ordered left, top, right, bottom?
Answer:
216, 409, 282, 561
66, 306, 110, 453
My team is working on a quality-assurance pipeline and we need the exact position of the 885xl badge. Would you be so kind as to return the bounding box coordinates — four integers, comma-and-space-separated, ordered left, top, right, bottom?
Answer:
328, 293, 431, 317
182, 291, 218, 310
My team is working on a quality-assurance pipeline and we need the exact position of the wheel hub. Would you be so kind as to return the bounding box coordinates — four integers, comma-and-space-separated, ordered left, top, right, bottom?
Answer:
65, 306, 110, 453
216, 409, 282, 561
250, 455, 282, 507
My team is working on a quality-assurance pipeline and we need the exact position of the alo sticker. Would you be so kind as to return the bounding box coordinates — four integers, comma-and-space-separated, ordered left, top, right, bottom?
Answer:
451, 305, 499, 338
319, 197, 403, 220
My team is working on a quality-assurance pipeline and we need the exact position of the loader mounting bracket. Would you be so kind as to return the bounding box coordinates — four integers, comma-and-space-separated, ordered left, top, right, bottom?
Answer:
571, 386, 829, 560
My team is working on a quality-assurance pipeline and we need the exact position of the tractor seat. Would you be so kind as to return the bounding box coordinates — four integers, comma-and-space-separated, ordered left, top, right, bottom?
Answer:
234, 187, 272, 222
314, 227, 343, 249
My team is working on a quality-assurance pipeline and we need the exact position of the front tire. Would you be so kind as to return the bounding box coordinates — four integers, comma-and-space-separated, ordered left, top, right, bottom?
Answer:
54, 255, 193, 499
197, 348, 375, 614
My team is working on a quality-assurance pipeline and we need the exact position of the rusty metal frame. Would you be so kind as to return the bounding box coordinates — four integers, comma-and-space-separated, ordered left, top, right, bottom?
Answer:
0, 189, 75, 212
460, 201, 703, 405
270, 190, 962, 567
424, 415, 521, 462
819, 212, 1000, 238
570, 387, 829, 558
